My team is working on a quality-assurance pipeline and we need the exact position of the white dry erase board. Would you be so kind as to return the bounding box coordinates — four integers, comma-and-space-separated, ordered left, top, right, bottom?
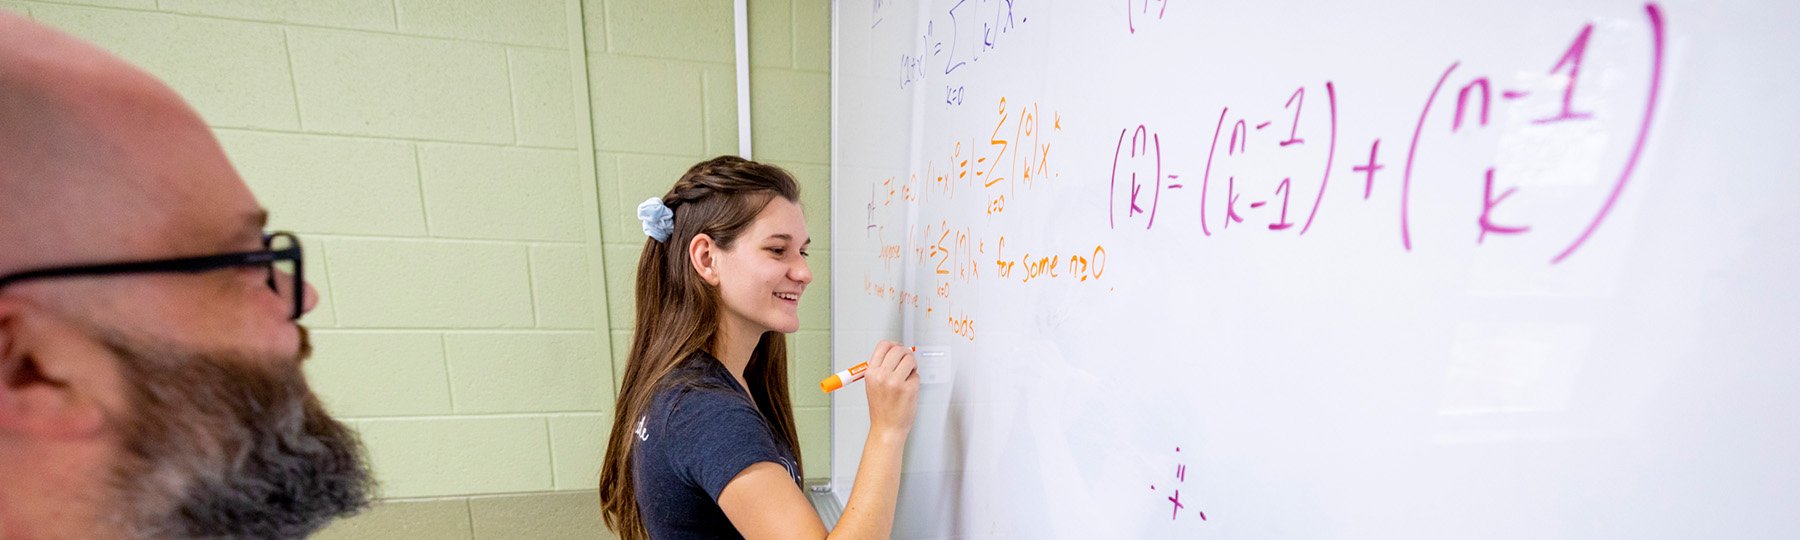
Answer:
827, 1, 1800, 538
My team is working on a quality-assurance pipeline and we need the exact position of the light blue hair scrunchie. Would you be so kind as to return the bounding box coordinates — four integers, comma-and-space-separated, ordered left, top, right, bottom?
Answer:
637, 197, 675, 243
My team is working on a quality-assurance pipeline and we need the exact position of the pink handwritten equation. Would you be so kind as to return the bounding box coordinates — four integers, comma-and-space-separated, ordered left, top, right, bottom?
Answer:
1108, 3, 1667, 265
1111, 83, 1336, 235
1126, 0, 1169, 34
1148, 447, 1208, 522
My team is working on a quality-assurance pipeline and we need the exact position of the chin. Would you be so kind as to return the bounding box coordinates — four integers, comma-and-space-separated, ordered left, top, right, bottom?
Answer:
765, 318, 801, 334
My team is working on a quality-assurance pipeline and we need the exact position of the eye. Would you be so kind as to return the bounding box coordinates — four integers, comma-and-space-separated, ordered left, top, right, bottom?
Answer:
800, 250, 810, 258
768, 247, 787, 256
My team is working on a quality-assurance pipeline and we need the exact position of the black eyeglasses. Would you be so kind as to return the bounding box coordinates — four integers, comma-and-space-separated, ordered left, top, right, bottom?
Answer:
0, 232, 307, 320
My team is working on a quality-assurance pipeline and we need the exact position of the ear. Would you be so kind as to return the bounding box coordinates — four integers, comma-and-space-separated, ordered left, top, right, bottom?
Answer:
0, 299, 106, 440
688, 233, 722, 286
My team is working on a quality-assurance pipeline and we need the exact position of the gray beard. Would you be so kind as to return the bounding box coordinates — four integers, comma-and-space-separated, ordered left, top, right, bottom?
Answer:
98, 326, 373, 539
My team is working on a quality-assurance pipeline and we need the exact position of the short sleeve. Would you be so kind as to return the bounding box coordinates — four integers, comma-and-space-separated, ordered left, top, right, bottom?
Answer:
663, 389, 790, 501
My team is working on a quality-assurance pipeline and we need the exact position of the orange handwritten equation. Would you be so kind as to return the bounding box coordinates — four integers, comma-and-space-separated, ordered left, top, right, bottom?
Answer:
860, 233, 1109, 344
918, 221, 982, 284
856, 96, 1092, 344
863, 97, 1066, 242
948, 309, 976, 341
862, 274, 923, 308
908, 220, 1110, 287
874, 98, 1064, 212
993, 237, 1108, 284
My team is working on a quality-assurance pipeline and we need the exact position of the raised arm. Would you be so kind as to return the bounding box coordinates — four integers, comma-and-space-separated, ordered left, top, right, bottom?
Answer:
720, 341, 920, 540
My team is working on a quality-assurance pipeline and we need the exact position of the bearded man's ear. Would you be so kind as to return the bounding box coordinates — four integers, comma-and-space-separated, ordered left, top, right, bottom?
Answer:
0, 300, 107, 440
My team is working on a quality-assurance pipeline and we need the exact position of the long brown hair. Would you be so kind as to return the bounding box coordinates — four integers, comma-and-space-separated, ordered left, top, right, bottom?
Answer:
599, 156, 805, 540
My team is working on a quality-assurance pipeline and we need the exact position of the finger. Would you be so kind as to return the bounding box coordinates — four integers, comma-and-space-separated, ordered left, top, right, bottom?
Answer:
895, 353, 917, 379
870, 341, 893, 368
881, 346, 909, 374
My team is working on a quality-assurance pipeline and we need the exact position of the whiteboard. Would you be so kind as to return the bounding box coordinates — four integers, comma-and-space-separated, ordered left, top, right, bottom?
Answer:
828, 1, 1800, 538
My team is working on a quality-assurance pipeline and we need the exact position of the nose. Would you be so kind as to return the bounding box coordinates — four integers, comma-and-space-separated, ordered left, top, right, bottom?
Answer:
271, 266, 319, 319
301, 281, 320, 316
792, 257, 813, 285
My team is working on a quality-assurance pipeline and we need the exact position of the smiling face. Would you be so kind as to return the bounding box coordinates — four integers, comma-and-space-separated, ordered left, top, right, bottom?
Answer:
710, 197, 813, 336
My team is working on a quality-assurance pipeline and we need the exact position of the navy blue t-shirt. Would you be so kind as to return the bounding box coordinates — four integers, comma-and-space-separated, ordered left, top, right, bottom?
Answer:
633, 351, 802, 539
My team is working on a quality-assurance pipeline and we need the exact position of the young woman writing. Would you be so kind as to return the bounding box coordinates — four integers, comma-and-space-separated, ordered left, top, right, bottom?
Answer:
599, 156, 920, 539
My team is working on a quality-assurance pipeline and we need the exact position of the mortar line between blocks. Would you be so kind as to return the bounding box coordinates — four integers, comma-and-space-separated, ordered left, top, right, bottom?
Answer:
309, 328, 596, 335
598, 0, 613, 52
524, 246, 540, 327
461, 497, 476, 540
279, 28, 303, 130
388, 489, 595, 503
303, 233, 584, 246
319, 241, 342, 324
28, 2, 566, 50
790, 0, 802, 68
439, 333, 458, 413
351, 411, 607, 422
503, 48, 522, 145
413, 144, 433, 234
588, 49, 733, 67
699, 62, 713, 154
543, 417, 559, 490
208, 126, 578, 151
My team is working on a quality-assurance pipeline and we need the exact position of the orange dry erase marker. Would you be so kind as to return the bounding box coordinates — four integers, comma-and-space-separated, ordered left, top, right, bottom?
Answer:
820, 347, 914, 392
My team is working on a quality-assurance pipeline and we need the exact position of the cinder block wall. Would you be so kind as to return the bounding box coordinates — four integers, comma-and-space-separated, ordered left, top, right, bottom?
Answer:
589, 0, 835, 476
3, 1, 832, 538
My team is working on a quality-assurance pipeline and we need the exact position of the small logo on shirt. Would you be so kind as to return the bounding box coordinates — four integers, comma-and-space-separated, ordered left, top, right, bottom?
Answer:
635, 416, 650, 441
776, 456, 800, 484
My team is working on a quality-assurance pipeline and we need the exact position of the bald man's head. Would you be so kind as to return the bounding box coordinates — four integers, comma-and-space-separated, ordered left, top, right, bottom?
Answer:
0, 10, 250, 279
0, 12, 369, 538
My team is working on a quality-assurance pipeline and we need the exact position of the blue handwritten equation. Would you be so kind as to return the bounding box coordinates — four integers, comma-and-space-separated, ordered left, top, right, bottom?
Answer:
894, 0, 1032, 106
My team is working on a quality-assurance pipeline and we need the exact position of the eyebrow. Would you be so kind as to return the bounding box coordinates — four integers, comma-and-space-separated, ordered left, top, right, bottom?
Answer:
767, 233, 812, 248
238, 210, 268, 244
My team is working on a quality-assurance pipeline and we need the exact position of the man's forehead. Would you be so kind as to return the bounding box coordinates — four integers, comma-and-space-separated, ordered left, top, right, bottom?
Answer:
109, 123, 264, 252
161, 187, 267, 252
3, 10, 262, 237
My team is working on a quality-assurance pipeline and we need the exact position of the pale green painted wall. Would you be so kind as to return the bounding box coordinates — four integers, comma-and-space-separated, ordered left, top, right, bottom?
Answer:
588, 0, 836, 478
10, 0, 834, 507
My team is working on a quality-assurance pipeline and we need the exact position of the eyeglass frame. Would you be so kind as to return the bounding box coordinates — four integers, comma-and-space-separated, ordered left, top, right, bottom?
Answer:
0, 232, 306, 320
